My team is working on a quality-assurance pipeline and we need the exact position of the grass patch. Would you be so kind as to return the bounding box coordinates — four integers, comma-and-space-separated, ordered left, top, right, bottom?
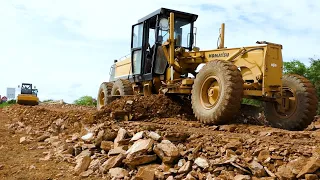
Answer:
0, 102, 11, 108
241, 98, 262, 107
0, 100, 16, 108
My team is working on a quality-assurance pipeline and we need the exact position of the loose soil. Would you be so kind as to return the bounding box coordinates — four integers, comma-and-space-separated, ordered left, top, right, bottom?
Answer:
0, 109, 100, 180
0, 95, 320, 179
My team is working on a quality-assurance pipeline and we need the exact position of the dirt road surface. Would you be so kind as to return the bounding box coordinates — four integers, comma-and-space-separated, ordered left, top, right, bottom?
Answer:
1, 95, 320, 179
0, 108, 101, 180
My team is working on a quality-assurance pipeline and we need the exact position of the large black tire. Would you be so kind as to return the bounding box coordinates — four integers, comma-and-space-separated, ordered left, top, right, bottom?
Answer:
97, 82, 113, 110
191, 60, 243, 125
111, 79, 133, 96
264, 74, 318, 130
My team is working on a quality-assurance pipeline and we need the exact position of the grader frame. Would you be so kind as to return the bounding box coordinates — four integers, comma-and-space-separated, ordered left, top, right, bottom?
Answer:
162, 27, 284, 98
97, 8, 318, 131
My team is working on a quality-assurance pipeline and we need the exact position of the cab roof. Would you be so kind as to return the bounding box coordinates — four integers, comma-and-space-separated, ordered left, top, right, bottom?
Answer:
138, 8, 198, 23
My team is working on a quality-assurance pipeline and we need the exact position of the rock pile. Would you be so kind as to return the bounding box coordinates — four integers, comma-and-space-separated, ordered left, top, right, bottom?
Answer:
41, 99, 66, 105
42, 103, 96, 111
24, 124, 320, 180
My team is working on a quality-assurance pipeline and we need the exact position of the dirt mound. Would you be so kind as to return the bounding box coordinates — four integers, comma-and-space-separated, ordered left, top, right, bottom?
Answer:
96, 94, 264, 124
2, 95, 194, 138
3, 104, 96, 135
96, 94, 194, 121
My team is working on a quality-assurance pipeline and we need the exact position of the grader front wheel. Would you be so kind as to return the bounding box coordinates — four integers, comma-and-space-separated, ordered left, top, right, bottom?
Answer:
264, 74, 318, 130
111, 79, 134, 96
191, 60, 243, 124
97, 82, 113, 110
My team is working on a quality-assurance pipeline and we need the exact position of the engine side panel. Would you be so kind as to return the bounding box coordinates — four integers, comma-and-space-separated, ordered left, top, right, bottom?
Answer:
109, 58, 132, 82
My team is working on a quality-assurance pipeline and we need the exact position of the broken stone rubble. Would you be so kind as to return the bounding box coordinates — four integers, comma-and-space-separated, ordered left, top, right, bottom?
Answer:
153, 140, 180, 164
48, 126, 320, 179
74, 155, 91, 175
5, 103, 320, 180
108, 167, 129, 179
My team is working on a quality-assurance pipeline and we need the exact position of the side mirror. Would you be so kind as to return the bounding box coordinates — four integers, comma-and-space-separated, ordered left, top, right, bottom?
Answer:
159, 18, 169, 31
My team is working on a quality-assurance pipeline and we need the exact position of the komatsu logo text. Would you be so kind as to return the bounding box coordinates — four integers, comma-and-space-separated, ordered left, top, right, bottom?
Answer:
208, 52, 230, 58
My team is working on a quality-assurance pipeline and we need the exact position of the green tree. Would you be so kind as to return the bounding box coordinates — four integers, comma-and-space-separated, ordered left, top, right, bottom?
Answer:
283, 60, 308, 76
306, 58, 320, 85
74, 96, 96, 106
306, 58, 320, 114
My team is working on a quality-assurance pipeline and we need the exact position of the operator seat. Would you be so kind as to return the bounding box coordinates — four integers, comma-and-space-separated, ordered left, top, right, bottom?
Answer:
144, 42, 154, 74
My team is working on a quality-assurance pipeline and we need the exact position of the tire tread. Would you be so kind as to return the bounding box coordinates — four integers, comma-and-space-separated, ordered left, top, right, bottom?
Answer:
191, 60, 243, 125
264, 74, 318, 130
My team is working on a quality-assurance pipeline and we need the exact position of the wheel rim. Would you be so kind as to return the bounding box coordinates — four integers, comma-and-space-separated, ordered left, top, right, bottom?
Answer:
99, 90, 105, 107
200, 76, 221, 109
274, 88, 297, 118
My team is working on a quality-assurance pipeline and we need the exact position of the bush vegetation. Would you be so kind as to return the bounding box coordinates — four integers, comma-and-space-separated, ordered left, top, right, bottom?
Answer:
73, 96, 97, 107
42, 99, 54, 103
0, 99, 16, 108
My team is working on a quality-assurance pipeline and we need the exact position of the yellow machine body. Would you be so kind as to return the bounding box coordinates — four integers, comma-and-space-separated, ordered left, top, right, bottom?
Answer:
161, 40, 283, 98
98, 8, 318, 131
114, 58, 132, 79
17, 83, 39, 106
17, 94, 39, 106
113, 22, 283, 99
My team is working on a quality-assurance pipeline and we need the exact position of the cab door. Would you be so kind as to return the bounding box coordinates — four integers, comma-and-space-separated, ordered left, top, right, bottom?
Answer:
131, 22, 145, 77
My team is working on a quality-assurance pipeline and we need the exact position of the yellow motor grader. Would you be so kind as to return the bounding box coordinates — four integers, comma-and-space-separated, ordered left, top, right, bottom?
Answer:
97, 8, 318, 130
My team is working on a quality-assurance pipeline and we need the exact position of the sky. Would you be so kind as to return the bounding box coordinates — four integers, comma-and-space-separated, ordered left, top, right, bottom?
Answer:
0, 0, 319, 103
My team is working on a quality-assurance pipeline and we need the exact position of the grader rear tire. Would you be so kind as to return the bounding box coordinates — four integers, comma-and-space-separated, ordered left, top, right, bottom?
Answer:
264, 74, 318, 130
111, 79, 133, 96
97, 82, 113, 110
191, 60, 243, 125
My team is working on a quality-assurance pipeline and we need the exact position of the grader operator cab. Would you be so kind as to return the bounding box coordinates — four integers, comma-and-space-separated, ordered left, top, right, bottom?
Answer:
17, 83, 39, 106
97, 8, 318, 131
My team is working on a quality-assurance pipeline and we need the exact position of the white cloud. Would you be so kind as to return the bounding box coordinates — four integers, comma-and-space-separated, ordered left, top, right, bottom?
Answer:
0, 0, 319, 103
